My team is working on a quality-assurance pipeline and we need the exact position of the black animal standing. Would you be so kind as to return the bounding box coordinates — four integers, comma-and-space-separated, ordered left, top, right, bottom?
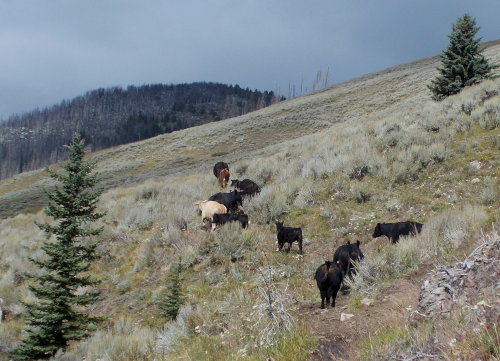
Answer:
231, 179, 260, 197
275, 221, 303, 254
315, 261, 344, 309
212, 213, 249, 229
372, 221, 423, 244
208, 190, 243, 213
333, 240, 364, 278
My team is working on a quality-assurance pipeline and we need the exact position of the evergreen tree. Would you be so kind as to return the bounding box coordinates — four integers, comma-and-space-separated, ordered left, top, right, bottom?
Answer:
429, 13, 497, 101
10, 133, 104, 360
158, 259, 185, 321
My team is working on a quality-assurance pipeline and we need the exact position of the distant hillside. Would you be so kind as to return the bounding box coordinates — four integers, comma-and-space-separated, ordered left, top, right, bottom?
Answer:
0, 82, 280, 180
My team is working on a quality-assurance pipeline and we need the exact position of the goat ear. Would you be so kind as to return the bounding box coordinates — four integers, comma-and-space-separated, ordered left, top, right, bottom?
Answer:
347, 240, 350, 244
357, 240, 361, 247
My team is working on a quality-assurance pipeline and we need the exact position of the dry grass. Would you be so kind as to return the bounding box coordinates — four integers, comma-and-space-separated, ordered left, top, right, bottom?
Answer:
54, 318, 157, 361
0, 44, 499, 360
1, 42, 498, 219
355, 230, 500, 361
344, 204, 489, 297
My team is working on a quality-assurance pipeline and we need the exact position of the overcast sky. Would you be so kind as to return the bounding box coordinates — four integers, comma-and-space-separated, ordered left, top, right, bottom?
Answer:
0, 0, 499, 120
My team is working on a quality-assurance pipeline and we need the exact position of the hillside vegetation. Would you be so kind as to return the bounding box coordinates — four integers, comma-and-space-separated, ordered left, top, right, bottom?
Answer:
0, 43, 471, 219
0, 82, 280, 180
0, 42, 499, 361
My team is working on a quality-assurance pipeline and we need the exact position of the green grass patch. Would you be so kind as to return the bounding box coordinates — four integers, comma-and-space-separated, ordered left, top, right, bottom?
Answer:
172, 327, 316, 361
173, 334, 231, 361
258, 326, 316, 361
347, 295, 362, 311
400, 192, 432, 208
187, 278, 212, 300
358, 326, 411, 361
457, 324, 500, 359
285, 206, 332, 240
169, 325, 315, 361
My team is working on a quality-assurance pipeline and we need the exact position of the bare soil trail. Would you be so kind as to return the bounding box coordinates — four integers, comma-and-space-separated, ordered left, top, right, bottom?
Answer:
303, 270, 425, 361
294, 237, 432, 361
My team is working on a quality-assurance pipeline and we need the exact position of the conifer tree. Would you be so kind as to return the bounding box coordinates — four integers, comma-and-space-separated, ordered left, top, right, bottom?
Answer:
10, 133, 104, 360
158, 259, 185, 321
429, 13, 497, 101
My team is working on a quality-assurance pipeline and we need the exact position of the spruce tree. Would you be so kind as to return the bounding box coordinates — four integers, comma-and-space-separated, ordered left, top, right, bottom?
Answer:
429, 13, 497, 101
158, 259, 185, 321
10, 133, 104, 360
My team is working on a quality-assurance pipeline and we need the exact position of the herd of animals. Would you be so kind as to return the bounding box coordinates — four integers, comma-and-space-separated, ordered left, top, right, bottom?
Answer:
194, 162, 424, 309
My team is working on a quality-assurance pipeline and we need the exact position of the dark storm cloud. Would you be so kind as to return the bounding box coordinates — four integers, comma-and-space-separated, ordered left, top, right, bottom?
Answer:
0, 0, 499, 119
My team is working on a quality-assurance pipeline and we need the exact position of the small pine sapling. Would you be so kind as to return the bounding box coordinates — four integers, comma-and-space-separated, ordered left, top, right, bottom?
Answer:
159, 259, 186, 321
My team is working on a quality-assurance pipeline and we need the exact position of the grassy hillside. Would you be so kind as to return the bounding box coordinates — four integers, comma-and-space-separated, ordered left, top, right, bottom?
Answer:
0, 82, 279, 180
0, 45, 455, 219
0, 43, 499, 360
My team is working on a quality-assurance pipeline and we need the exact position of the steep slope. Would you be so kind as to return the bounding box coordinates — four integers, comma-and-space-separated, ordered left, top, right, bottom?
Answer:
0, 42, 499, 361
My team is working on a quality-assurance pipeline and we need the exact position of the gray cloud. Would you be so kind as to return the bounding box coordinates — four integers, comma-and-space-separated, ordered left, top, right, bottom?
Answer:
0, 0, 499, 119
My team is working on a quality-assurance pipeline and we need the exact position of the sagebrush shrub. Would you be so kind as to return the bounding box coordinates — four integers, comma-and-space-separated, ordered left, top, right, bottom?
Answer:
344, 205, 487, 295
293, 182, 316, 208
473, 97, 500, 130
54, 318, 156, 361
351, 183, 372, 203
212, 224, 260, 263
155, 305, 193, 354
243, 187, 290, 224
480, 177, 498, 205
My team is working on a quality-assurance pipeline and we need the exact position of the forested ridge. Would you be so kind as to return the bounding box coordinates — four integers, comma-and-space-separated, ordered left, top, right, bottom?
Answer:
0, 82, 280, 180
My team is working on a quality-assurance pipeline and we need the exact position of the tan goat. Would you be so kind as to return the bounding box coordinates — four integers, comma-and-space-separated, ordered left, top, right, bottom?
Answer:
193, 200, 227, 229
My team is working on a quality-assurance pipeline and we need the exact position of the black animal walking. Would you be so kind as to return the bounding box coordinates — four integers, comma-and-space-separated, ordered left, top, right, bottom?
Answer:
275, 221, 303, 254
231, 179, 260, 197
212, 213, 249, 229
333, 240, 364, 277
315, 261, 344, 308
372, 221, 423, 244
208, 190, 243, 213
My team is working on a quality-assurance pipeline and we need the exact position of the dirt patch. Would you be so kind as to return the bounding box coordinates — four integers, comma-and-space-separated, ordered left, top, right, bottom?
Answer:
312, 336, 349, 361
301, 270, 423, 361
291, 233, 423, 360
301, 230, 500, 361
